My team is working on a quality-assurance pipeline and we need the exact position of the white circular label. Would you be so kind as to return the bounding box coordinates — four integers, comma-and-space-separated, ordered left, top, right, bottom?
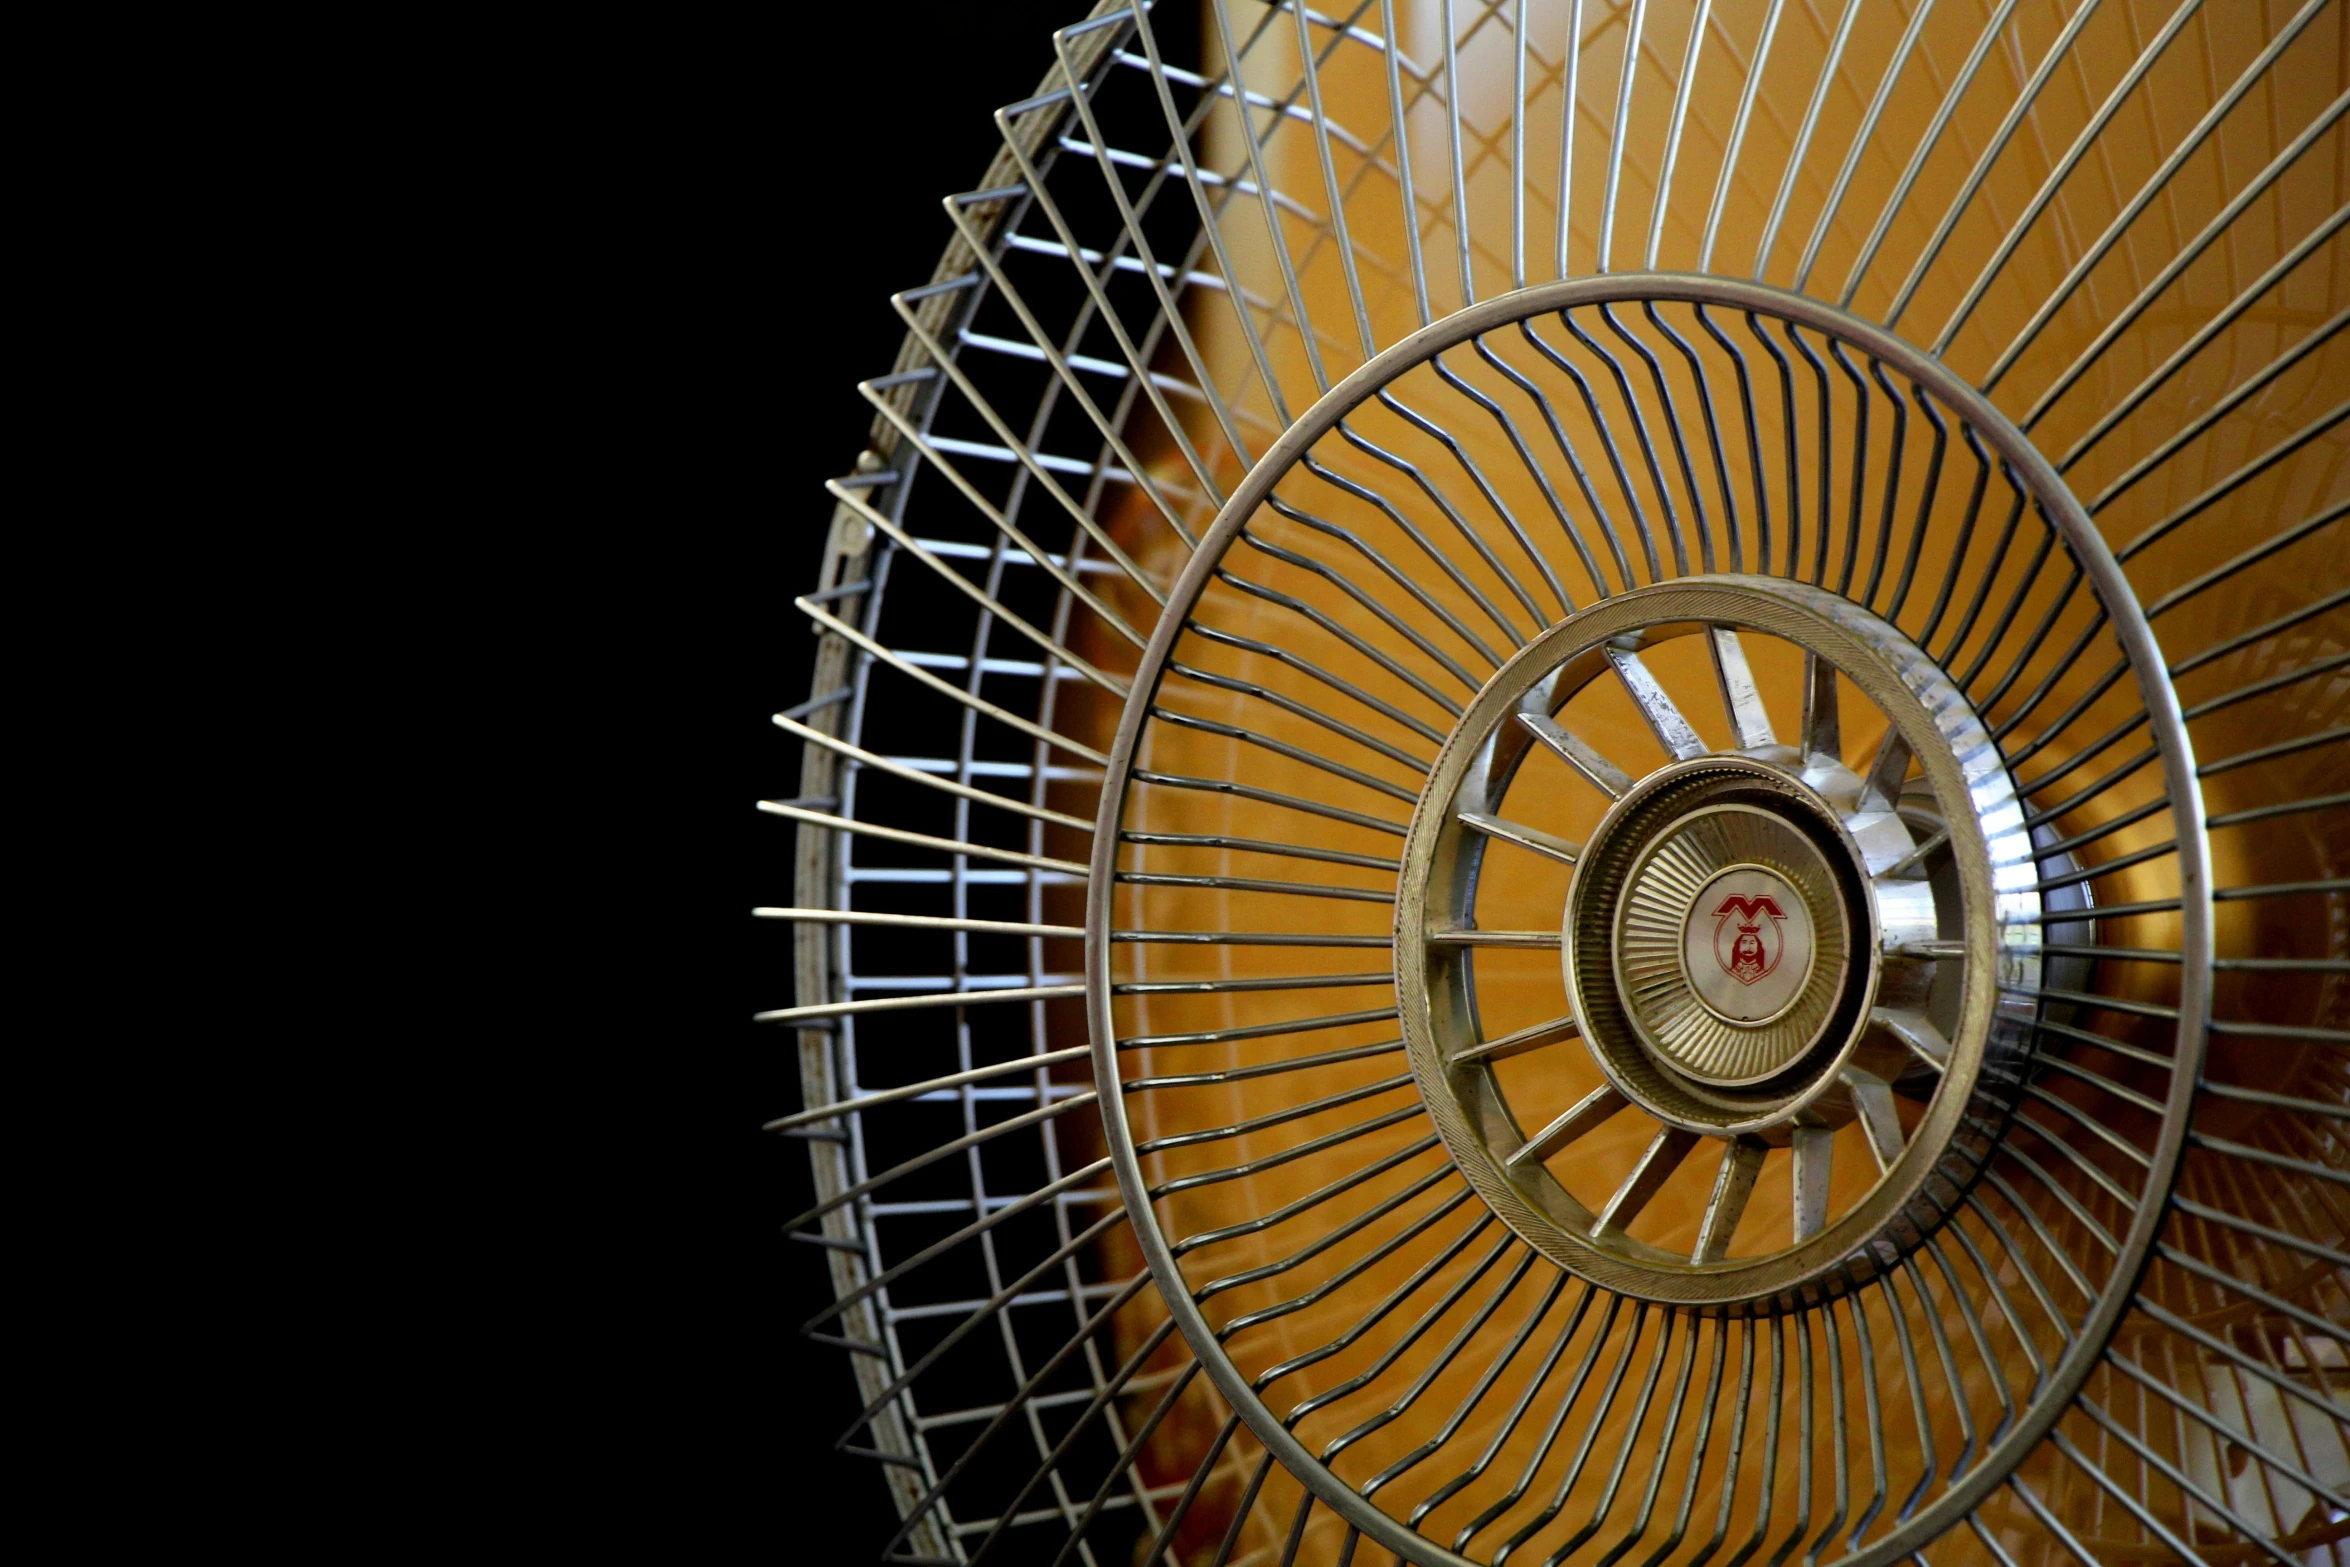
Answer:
1682, 867, 1814, 1024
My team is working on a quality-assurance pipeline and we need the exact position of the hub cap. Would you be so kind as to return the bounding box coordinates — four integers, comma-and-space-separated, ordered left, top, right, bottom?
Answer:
1581, 761, 1859, 1108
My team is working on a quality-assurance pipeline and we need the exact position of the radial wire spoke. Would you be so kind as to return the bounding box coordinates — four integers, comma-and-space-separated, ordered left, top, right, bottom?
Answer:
1693, 1137, 1768, 1265
1608, 646, 1709, 761
1520, 710, 1636, 797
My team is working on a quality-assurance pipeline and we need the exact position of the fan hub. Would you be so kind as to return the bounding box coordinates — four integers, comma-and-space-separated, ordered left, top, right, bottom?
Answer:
1580, 763, 1859, 1102
1393, 577, 2037, 1309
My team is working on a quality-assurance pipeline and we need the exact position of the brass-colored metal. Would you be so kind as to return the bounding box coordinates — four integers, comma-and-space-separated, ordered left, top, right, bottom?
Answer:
776, 0, 2328, 1558
1394, 576, 2036, 1307
1604, 794, 1850, 1083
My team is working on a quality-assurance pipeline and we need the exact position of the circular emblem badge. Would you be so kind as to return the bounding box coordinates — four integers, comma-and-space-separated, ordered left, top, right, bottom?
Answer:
1684, 866, 1814, 1025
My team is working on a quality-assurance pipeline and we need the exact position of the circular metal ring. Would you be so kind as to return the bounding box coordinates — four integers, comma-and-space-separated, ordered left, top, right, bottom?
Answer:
1085, 275, 2210, 1567
1395, 578, 2029, 1310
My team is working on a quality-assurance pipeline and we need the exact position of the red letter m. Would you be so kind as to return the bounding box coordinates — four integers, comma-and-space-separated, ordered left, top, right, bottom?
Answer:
1713, 893, 1784, 922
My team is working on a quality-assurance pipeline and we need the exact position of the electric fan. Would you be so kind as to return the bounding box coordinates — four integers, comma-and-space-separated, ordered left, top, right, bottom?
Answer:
762, 3, 2347, 1562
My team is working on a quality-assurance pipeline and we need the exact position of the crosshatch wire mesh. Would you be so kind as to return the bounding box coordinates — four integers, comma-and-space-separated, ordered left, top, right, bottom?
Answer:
763, 2, 2348, 1563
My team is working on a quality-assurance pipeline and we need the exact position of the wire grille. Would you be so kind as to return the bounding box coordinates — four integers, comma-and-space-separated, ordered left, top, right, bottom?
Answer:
763, 3, 2348, 1563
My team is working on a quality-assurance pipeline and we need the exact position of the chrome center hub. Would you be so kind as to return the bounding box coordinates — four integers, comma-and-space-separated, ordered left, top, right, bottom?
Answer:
1393, 577, 2041, 1308
1565, 755, 1874, 1137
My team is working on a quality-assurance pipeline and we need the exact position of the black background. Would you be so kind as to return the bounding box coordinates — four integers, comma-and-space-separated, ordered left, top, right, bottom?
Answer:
759, 5, 1126, 1555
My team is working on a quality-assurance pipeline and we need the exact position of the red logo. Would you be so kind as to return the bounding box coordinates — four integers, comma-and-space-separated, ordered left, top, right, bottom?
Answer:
1712, 893, 1786, 986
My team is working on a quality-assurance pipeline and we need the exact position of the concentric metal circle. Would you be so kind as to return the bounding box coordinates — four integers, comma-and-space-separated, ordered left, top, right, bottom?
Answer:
776, 6, 2342, 1562
1086, 276, 2210, 1567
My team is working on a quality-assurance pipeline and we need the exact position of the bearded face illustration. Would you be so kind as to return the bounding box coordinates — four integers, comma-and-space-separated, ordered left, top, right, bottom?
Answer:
1729, 927, 1766, 983
1710, 893, 1787, 989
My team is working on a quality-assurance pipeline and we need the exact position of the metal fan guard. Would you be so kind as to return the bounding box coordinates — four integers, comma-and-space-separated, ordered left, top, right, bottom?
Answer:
1086, 274, 2210, 1566
774, 5, 2348, 1561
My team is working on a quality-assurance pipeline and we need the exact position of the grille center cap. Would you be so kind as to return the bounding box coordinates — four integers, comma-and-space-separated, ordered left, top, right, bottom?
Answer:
1682, 865, 1815, 1028
1611, 802, 1848, 1090
1563, 761, 1873, 1127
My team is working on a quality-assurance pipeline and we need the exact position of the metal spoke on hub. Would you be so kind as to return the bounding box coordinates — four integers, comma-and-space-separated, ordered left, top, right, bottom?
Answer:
1800, 653, 1842, 774
1595, 1128, 1704, 1238
1694, 1139, 1769, 1265
1707, 626, 1778, 751
1845, 1071, 1906, 1175
1453, 1013, 1582, 1068
1458, 810, 1581, 866
1607, 648, 1708, 762
1518, 710, 1635, 798
1507, 1084, 1631, 1171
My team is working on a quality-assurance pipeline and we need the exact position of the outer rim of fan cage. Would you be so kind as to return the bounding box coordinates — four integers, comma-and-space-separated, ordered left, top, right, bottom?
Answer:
1084, 272, 2213, 1567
